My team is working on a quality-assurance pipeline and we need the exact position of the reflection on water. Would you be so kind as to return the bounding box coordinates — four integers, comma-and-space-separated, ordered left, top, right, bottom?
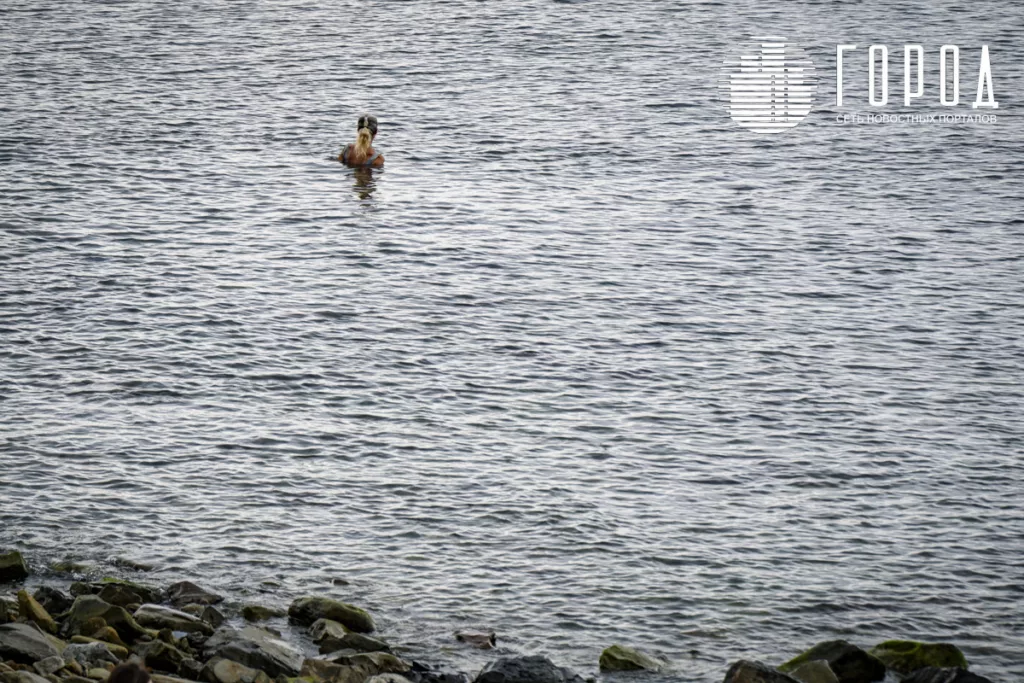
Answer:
352, 166, 378, 200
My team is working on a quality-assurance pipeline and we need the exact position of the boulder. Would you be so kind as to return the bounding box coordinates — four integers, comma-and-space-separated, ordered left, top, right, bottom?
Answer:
112, 559, 155, 573
778, 641, 885, 683
310, 620, 391, 655
140, 640, 190, 674
201, 608, 225, 630
473, 656, 584, 683
724, 661, 801, 683
598, 645, 663, 672
62, 643, 120, 669
868, 641, 968, 675
201, 658, 271, 683
17, 592, 57, 635
454, 633, 495, 650
287, 598, 374, 634
0, 623, 63, 663
204, 628, 303, 678
94, 581, 162, 605
152, 676, 203, 683
405, 661, 471, 683
91, 627, 127, 648
0, 552, 29, 583
788, 661, 839, 683
96, 586, 142, 610
32, 589, 73, 618
31, 657, 65, 677
366, 677, 411, 683
180, 659, 204, 681
50, 561, 92, 576
901, 668, 993, 683
64, 597, 150, 644
2, 672, 51, 683
67, 637, 128, 661
167, 583, 223, 608
86, 668, 110, 680
134, 606, 213, 636
241, 607, 286, 623
301, 653, 409, 683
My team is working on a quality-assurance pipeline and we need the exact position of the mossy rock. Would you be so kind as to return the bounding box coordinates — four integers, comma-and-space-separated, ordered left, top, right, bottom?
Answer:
17, 590, 57, 634
868, 641, 967, 675
241, 605, 286, 622
287, 597, 374, 633
50, 561, 92, 576
96, 579, 163, 604
0, 551, 30, 582
64, 596, 151, 644
599, 645, 664, 672
779, 641, 885, 683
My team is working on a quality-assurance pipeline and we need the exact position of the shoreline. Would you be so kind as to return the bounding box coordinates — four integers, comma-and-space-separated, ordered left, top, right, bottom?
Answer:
0, 550, 997, 683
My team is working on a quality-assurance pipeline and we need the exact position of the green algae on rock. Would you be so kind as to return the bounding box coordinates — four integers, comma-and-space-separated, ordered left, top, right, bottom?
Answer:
0, 550, 30, 582
788, 660, 839, 683
598, 644, 664, 672
778, 641, 885, 683
868, 640, 968, 675
242, 605, 287, 622
64, 595, 152, 643
17, 590, 58, 634
724, 660, 801, 683
287, 597, 375, 633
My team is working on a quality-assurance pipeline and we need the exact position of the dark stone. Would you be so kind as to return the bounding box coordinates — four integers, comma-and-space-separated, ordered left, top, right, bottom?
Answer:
724, 661, 801, 683
96, 585, 142, 609
167, 582, 223, 608
868, 641, 968, 675
141, 640, 190, 674
201, 607, 225, 629
0, 551, 30, 583
94, 580, 163, 605
407, 661, 470, 683
203, 627, 303, 678
778, 641, 885, 683
31, 588, 73, 617
63, 595, 150, 644
901, 668, 993, 683
287, 598, 374, 634
473, 656, 584, 683
180, 659, 204, 681
0, 624, 62, 663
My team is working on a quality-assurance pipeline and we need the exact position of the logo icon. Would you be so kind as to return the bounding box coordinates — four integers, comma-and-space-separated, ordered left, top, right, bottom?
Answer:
721, 37, 818, 133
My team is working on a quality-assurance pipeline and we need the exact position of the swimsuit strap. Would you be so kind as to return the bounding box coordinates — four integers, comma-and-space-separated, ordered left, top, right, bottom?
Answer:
364, 151, 380, 167
342, 144, 351, 165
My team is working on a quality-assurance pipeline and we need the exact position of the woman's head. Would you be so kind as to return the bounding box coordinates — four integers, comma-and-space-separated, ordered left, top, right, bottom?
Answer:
354, 114, 378, 155
109, 662, 151, 683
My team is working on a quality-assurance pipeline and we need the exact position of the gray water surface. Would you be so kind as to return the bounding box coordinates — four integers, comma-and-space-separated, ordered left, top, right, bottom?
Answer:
2, 1, 1023, 680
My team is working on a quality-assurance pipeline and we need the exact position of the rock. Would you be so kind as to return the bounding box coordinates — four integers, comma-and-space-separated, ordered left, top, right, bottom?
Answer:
287, 599, 374, 634
868, 641, 968, 675
2, 672, 52, 683
31, 657, 65, 677
367, 677, 411, 683
180, 659, 204, 681
65, 661, 84, 676
724, 661, 801, 683
152, 676, 203, 683
300, 653, 409, 683
64, 677, 97, 683
405, 662, 470, 683
50, 562, 92, 576
62, 643, 120, 669
140, 640, 190, 674
241, 607, 285, 623
788, 661, 839, 683
134, 606, 213, 637
473, 656, 584, 683
0, 623, 63, 663
95, 581, 162, 605
86, 669, 109, 681
204, 628, 303, 678
0, 552, 30, 583
31, 589, 72, 618
17, 593, 57, 635
70, 584, 93, 598
112, 559, 154, 573
320, 653, 409, 674
901, 668, 993, 683
180, 606, 205, 618
64, 597, 150, 644
201, 608, 225, 630
67, 637, 128, 661
201, 658, 272, 683
778, 641, 885, 683
454, 633, 495, 650
95, 586, 142, 610
92, 628, 126, 649
167, 583, 222, 608
310, 620, 390, 656
598, 645, 663, 672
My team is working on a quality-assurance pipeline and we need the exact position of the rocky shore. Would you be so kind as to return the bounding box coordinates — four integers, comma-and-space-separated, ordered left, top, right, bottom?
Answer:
0, 550, 996, 683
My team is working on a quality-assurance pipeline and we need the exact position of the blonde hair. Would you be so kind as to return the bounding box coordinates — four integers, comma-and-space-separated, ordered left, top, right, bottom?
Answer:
354, 126, 373, 156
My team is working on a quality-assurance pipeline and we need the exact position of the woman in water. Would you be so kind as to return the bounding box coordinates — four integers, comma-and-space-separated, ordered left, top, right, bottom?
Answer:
340, 114, 384, 168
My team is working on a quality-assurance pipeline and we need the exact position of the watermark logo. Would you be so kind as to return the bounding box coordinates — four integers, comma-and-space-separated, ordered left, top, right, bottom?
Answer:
720, 36, 818, 134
